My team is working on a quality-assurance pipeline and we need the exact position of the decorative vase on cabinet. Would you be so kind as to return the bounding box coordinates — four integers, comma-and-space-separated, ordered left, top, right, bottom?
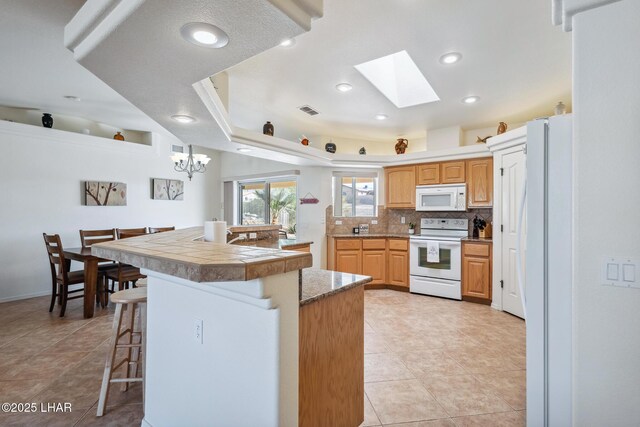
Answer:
113, 131, 125, 141
263, 121, 274, 136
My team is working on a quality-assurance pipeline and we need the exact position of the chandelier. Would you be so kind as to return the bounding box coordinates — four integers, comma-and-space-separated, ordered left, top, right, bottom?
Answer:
170, 145, 211, 181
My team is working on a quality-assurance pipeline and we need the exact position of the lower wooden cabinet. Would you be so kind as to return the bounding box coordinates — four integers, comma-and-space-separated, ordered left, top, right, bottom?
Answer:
333, 238, 409, 287
387, 250, 409, 287
362, 250, 386, 285
462, 241, 492, 303
336, 249, 361, 275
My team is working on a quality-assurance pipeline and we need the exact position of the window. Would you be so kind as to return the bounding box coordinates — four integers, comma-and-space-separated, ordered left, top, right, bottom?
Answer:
238, 178, 297, 231
333, 173, 377, 217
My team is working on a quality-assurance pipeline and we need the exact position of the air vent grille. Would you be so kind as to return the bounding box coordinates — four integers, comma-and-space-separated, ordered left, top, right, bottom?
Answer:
298, 105, 319, 116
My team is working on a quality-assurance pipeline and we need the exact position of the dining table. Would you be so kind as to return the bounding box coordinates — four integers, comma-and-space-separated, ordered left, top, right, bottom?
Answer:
63, 247, 110, 318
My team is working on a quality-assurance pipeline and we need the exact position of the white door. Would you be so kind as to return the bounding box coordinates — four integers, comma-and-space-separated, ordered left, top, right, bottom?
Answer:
501, 148, 526, 318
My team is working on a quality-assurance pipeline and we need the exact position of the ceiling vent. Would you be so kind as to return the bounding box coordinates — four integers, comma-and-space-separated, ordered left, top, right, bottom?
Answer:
298, 105, 319, 116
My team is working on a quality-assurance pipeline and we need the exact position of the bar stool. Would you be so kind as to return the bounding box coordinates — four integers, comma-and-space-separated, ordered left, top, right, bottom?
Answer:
97, 287, 147, 416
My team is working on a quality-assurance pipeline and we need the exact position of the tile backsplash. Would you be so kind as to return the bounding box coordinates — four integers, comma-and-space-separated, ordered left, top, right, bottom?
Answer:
326, 205, 492, 237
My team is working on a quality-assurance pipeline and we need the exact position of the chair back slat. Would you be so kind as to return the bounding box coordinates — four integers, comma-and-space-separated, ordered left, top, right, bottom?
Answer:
148, 226, 175, 234
116, 228, 147, 239
119, 231, 147, 240
42, 233, 67, 280
80, 229, 116, 247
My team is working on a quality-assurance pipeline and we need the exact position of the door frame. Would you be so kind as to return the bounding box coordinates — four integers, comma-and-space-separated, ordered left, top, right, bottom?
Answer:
487, 128, 527, 312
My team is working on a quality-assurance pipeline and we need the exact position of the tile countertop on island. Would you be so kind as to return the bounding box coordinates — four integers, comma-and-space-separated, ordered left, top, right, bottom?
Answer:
300, 268, 371, 306
91, 227, 312, 282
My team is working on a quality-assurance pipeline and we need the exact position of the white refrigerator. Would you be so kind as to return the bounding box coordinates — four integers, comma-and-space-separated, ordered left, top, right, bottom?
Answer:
525, 115, 573, 427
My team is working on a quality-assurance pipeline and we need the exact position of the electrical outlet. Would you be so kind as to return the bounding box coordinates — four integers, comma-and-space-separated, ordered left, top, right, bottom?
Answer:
336, 220, 343, 225
194, 319, 203, 344
249, 232, 257, 239
371, 220, 378, 225
401, 217, 406, 224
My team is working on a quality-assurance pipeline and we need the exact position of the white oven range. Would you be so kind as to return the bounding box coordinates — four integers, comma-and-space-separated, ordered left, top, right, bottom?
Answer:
410, 218, 468, 300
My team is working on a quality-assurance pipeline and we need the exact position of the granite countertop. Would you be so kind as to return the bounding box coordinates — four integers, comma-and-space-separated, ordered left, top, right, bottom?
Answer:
327, 233, 410, 239
235, 239, 313, 250
462, 237, 493, 243
300, 268, 371, 306
92, 227, 312, 283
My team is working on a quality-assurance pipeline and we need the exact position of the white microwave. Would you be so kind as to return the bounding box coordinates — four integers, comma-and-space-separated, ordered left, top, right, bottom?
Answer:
416, 184, 466, 211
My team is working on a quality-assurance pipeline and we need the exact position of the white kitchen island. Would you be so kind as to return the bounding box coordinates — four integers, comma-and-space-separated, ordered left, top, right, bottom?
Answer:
93, 228, 369, 427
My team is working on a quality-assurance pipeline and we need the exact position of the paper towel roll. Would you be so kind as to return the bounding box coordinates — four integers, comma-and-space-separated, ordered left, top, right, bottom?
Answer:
204, 221, 215, 242
213, 221, 227, 244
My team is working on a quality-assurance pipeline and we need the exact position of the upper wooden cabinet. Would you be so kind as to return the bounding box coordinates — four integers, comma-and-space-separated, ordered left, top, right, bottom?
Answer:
416, 163, 440, 185
440, 161, 466, 184
384, 165, 416, 208
466, 157, 493, 207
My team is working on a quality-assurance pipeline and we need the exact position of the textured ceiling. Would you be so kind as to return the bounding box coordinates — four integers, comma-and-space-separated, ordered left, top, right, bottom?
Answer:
226, 0, 573, 142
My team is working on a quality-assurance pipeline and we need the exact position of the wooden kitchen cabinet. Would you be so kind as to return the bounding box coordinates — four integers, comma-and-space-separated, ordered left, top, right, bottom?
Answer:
440, 160, 466, 184
387, 238, 409, 287
335, 249, 361, 275
466, 157, 493, 207
384, 165, 416, 208
362, 250, 386, 285
387, 250, 409, 287
332, 237, 409, 288
462, 241, 492, 303
416, 163, 440, 185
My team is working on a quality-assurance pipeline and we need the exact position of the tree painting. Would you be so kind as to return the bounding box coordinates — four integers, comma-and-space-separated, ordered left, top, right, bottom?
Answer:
84, 181, 127, 206
152, 178, 184, 201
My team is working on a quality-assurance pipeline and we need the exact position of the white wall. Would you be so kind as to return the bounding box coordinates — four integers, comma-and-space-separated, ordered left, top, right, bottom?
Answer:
220, 152, 383, 269
0, 121, 221, 302
572, 1, 640, 424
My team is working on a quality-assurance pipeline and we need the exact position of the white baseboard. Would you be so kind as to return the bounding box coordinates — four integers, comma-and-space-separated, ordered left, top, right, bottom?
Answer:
491, 303, 502, 311
141, 417, 153, 427
0, 290, 50, 303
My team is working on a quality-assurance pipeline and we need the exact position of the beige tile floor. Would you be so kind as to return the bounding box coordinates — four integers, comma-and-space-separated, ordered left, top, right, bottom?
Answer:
362, 289, 526, 427
0, 288, 525, 426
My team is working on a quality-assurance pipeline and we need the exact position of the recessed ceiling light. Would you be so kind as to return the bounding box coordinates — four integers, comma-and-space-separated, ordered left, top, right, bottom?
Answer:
462, 96, 480, 104
237, 148, 252, 153
171, 115, 195, 123
180, 23, 229, 48
439, 52, 463, 65
355, 50, 440, 108
63, 95, 81, 101
375, 114, 388, 120
279, 38, 296, 47
335, 83, 353, 92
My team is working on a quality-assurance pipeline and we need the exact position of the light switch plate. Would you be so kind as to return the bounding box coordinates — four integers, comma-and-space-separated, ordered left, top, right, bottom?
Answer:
371, 220, 378, 225
335, 220, 342, 225
602, 257, 638, 288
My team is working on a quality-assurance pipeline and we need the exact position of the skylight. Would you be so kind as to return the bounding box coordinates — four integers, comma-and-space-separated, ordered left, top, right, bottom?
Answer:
354, 50, 440, 108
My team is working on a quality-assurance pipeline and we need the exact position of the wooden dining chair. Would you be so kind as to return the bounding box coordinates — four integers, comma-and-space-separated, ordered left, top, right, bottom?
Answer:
116, 227, 147, 239
43, 233, 104, 317
80, 228, 117, 306
148, 226, 175, 234
80, 228, 116, 247
106, 230, 147, 292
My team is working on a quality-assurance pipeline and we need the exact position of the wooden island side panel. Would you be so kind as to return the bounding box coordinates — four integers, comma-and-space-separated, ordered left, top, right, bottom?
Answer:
299, 285, 364, 427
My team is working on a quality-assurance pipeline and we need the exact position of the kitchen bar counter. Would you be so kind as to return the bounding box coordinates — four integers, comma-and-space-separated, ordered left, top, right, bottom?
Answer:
300, 268, 371, 306
91, 227, 312, 282
233, 238, 314, 250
